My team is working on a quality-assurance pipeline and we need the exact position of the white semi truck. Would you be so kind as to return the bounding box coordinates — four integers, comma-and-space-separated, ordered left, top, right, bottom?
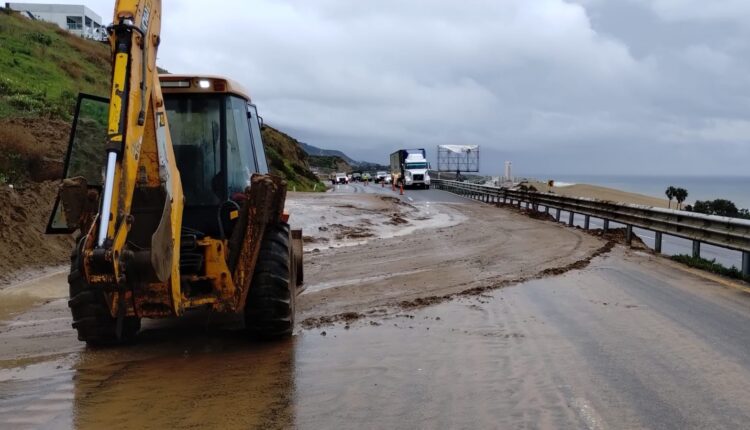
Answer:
390, 149, 431, 189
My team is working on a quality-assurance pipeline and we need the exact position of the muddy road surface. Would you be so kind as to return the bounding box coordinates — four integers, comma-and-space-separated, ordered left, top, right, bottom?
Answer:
3, 187, 750, 429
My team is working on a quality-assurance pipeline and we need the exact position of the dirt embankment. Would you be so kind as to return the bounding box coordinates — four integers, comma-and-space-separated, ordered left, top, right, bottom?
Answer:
0, 181, 73, 286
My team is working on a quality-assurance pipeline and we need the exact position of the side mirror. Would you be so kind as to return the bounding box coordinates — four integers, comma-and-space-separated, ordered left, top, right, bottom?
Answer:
258, 115, 264, 129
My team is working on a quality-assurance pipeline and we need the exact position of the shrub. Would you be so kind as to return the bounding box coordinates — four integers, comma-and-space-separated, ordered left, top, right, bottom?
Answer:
0, 77, 14, 95
7, 94, 45, 112
28, 31, 53, 46
671, 254, 750, 283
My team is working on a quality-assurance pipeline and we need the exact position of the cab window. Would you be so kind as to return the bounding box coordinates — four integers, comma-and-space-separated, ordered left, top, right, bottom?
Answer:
226, 96, 257, 196
247, 104, 268, 174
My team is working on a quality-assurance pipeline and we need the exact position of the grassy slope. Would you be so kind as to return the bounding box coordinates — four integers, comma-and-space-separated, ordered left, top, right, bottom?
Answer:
262, 125, 326, 192
0, 10, 111, 119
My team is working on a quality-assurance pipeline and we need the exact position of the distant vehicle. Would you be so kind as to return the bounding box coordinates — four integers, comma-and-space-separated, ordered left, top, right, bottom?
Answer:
383, 175, 392, 184
335, 173, 349, 184
390, 149, 431, 189
375, 171, 388, 183
362, 173, 372, 182
352, 172, 362, 182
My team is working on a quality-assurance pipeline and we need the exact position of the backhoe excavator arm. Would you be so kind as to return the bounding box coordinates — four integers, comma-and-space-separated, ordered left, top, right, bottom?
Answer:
86, 0, 183, 313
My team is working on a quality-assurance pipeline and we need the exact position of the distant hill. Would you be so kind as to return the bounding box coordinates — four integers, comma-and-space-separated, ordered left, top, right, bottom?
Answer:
300, 142, 389, 171
307, 155, 353, 174
299, 142, 357, 165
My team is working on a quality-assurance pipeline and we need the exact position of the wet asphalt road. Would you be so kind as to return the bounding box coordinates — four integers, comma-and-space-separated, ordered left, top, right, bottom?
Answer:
3, 189, 750, 428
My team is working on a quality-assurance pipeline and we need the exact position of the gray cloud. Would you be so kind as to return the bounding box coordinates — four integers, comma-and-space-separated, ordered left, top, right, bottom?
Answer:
21, 0, 750, 175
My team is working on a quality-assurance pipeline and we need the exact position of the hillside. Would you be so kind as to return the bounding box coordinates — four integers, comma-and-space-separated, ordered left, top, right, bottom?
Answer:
0, 10, 323, 282
262, 125, 326, 191
0, 9, 321, 187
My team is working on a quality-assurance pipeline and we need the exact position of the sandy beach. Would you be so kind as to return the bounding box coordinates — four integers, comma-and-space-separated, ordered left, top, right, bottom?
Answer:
528, 181, 670, 208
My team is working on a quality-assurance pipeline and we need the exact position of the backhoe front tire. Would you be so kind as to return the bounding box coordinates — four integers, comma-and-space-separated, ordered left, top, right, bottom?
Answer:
68, 240, 140, 346
245, 223, 295, 339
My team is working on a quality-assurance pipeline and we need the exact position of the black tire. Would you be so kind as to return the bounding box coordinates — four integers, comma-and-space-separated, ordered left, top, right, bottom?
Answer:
68, 240, 140, 346
245, 222, 295, 339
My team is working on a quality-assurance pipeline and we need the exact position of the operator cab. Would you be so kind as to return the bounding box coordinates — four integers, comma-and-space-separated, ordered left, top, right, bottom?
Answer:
161, 75, 269, 237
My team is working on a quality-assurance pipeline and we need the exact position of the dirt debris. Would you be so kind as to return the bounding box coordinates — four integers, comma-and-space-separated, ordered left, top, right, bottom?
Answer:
301, 240, 617, 327
0, 181, 73, 286
301, 311, 365, 329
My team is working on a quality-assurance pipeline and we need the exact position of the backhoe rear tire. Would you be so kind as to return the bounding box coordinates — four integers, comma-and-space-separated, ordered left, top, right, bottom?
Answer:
68, 240, 140, 346
245, 222, 295, 339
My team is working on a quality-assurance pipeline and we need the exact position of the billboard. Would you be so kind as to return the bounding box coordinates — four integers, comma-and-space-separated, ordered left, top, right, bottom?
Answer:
436, 145, 480, 172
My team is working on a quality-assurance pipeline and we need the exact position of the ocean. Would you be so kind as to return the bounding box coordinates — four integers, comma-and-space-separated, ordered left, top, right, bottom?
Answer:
525, 175, 750, 210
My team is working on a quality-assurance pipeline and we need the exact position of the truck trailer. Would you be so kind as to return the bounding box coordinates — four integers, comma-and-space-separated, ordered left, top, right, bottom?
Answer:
390, 149, 431, 189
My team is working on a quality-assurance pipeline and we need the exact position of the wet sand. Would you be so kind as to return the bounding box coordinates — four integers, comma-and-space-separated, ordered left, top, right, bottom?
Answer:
3, 189, 750, 429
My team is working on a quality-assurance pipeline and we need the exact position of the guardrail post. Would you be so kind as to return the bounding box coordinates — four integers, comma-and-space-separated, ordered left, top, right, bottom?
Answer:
545, 206, 549, 215
555, 208, 561, 222
692, 240, 701, 259
568, 211, 575, 226
626, 225, 633, 246
743, 252, 750, 277
655, 232, 662, 253
603, 219, 609, 232
584, 215, 590, 230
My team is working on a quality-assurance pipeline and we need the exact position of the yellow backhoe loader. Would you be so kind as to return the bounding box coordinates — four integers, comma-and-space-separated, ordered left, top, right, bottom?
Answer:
46, 0, 304, 345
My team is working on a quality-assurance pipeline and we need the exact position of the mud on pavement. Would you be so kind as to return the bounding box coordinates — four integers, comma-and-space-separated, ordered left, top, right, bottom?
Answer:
0, 190, 617, 429
295, 193, 608, 328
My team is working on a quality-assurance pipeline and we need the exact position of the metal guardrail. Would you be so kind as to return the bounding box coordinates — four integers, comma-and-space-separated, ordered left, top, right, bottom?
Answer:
433, 179, 750, 276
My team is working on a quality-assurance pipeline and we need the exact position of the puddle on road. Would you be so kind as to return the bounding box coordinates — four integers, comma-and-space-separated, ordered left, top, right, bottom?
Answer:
0, 270, 67, 322
0, 286, 594, 430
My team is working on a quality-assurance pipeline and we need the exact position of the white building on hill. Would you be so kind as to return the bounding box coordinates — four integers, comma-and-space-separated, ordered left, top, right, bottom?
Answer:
5, 2, 104, 39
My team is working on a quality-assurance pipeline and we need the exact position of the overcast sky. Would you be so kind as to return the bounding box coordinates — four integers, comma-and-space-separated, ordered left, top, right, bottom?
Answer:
26, 0, 750, 175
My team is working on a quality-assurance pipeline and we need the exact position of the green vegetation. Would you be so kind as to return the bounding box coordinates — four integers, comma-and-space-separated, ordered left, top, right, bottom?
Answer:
0, 11, 110, 120
685, 199, 750, 220
262, 126, 326, 192
671, 254, 749, 283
